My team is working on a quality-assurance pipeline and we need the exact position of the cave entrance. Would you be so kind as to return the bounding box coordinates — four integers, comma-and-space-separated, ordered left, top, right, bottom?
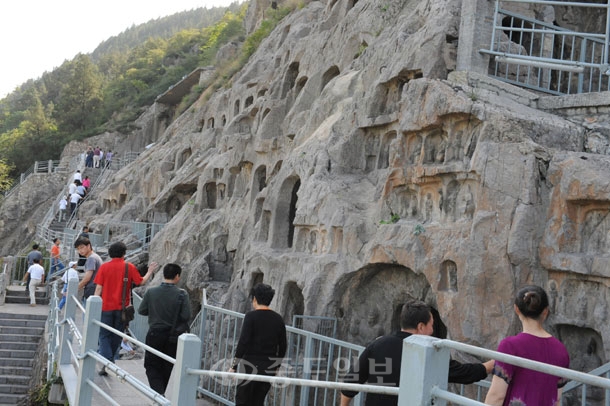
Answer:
334, 263, 434, 345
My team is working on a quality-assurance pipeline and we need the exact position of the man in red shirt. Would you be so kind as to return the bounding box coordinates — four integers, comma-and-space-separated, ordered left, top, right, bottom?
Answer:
94, 241, 158, 376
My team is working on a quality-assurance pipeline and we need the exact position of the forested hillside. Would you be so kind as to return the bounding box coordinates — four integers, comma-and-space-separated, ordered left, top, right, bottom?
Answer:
0, 2, 245, 185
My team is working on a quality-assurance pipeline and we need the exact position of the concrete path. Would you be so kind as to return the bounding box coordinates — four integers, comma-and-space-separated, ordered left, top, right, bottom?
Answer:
1, 285, 215, 405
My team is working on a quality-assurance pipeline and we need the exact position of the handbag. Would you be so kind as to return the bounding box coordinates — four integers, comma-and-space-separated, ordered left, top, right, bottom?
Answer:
121, 263, 135, 324
168, 290, 189, 343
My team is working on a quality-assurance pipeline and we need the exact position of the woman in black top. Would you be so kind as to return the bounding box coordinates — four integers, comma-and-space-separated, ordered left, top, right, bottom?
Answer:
229, 283, 287, 406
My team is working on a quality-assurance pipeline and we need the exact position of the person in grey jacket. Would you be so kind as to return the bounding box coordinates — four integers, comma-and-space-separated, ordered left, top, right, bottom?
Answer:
138, 263, 191, 396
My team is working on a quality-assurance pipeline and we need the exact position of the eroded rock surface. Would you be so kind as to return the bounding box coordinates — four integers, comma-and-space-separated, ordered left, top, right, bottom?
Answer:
2, 0, 610, 368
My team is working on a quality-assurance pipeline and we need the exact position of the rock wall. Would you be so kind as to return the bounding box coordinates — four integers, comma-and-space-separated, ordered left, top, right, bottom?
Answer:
4, 0, 610, 372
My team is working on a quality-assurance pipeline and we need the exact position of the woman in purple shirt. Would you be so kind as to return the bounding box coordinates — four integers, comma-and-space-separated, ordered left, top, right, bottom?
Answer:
485, 285, 570, 406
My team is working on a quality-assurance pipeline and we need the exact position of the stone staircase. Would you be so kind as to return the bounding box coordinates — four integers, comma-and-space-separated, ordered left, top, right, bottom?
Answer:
5, 286, 48, 306
48, 166, 103, 233
0, 312, 46, 404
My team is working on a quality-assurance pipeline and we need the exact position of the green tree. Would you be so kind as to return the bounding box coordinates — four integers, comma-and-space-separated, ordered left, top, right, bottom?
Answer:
57, 54, 103, 132
0, 159, 14, 192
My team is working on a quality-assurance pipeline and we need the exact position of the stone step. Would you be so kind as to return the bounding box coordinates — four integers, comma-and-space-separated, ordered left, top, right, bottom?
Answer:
0, 342, 38, 351
5, 289, 47, 298
0, 366, 34, 377
0, 383, 29, 395
0, 393, 26, 404
0, 318, 46, 328
0, 358, 33, 368
0, 326, 44, 336
0, 333, 43, 343
0, 349, 36, 359
4, 296, 49, 305
0, 313, 47, 321
0, 375, 30, 386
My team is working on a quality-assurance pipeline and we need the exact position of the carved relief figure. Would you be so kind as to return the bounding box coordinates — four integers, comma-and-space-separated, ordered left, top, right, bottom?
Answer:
425, 193, 433, 223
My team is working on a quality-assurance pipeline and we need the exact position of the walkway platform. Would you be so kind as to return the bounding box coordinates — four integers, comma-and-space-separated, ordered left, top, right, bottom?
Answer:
1, 285, 214, 405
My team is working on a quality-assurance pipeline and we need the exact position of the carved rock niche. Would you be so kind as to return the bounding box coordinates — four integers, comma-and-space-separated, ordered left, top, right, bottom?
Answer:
557, 325, 606, 405
334, 264, 433, 345
438, 260, 458, 292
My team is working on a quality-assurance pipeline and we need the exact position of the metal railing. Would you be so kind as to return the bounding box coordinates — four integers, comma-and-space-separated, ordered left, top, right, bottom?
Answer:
44, 282, 610, 406
481, 0, 610, 95
404, 336, 610, 406
196, 291, 365, 406
3, 160, 64, 197
562, 363, 610, 406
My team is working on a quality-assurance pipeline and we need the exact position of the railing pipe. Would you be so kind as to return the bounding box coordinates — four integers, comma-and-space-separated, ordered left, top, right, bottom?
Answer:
85, 350, 170, 405
430, 387, 487, 406
188, 369, 401, 396
91, 318, 176, 364
499, 0, 609, 8
434, 339, 610, 390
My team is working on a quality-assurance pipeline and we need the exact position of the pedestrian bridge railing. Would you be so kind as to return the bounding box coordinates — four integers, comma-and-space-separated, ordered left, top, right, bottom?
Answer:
480, 0, 610, 95
46, 280, 610, 406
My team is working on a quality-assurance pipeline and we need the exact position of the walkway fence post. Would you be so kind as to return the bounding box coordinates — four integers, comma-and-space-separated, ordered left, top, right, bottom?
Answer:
398, 335, 450, 406
75, 296, 102, 406
59, 278, 79, 366
48, 160, 53, 173
170, 333, 202, 406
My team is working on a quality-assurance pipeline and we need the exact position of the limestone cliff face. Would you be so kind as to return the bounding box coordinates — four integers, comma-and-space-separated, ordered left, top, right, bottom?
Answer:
9, 0, 610, 370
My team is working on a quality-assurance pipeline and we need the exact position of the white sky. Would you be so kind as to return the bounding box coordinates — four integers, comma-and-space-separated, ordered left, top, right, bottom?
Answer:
0, 0, 240, 98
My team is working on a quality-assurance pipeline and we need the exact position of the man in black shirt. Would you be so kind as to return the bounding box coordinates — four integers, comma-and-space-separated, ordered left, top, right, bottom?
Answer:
229, 283, 287, 406
340, 300, 492, 406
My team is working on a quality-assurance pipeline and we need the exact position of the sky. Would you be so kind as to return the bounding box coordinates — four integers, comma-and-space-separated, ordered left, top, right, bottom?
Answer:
0, 0, 240, 98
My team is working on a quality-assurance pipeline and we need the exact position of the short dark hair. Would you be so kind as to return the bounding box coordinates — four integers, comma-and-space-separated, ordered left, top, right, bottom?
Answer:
400, 300, 432, 330
82, 226, 89, 231
515, 285, 549, 319
53, 238, 59, 243
108, 242, 127, 258
250, 283, 275, 306
32, 258, 40, 264
430, 306, 448, 339
163, 263, 182, 279
32, 244, 39, 250
74, 237, 91, 248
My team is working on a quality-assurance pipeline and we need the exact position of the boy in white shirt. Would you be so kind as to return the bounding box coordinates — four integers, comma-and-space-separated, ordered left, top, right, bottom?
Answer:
23, 258, 45, 306
58, 196, 68, 221
59, 261, 79, 310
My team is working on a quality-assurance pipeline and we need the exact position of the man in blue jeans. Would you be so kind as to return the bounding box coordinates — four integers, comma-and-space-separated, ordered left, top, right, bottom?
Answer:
93, 241, 157, 376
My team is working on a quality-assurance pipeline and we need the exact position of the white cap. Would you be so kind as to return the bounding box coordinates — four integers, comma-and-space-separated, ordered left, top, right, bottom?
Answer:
68, 261, 78, 268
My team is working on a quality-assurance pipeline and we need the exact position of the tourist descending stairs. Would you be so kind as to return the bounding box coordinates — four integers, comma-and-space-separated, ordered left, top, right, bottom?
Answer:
0, 312, 47, 404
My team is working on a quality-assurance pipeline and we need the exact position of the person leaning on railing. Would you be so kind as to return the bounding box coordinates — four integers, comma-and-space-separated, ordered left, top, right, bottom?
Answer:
340, 300, 494, 406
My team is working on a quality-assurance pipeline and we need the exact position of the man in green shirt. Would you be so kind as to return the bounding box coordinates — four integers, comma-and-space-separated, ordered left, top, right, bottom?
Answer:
138, 263, 191, 396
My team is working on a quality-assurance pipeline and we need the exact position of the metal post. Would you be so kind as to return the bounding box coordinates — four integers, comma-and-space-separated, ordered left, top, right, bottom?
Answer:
170, 333, 202, 406
398, 335, 450, 406
34, 161, 39, 173
48, 160, 53, 173
74, 296, 102, 406
59, 278, 79, 366
299, 334, 314, 405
